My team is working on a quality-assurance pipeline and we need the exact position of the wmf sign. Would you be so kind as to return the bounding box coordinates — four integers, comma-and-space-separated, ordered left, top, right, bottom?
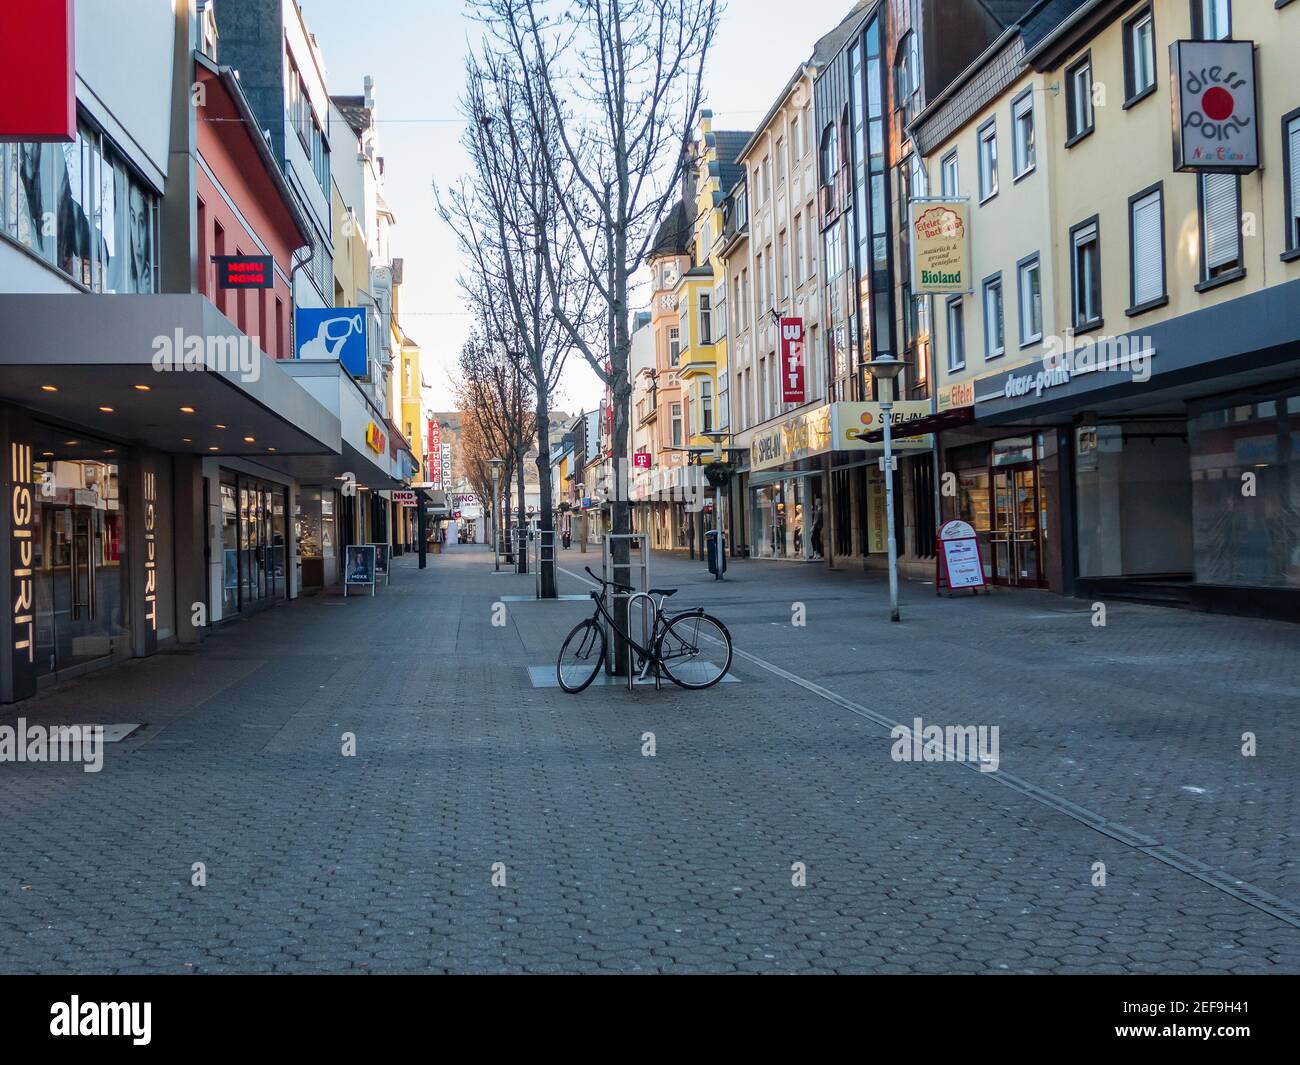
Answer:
296, 307, 368, 379
1171, 39, 1259, 173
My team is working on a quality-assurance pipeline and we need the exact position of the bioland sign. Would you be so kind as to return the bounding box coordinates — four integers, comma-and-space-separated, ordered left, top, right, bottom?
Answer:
1171, 39, 1259, 173
910, 199, 971, 295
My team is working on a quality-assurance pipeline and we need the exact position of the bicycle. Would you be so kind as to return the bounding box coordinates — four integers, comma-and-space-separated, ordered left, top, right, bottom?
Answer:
556, 566, 733, 693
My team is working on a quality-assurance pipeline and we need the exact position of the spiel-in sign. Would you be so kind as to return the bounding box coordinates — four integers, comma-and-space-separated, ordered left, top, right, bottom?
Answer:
1170, 39, 1258, 173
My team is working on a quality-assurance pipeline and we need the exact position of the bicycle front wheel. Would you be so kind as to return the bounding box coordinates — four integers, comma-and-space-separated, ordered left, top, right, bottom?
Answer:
656, 612, 732, 690
557, 619, 606, 693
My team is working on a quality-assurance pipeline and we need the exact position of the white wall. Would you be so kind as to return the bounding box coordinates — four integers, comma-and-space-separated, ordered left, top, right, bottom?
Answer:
75, 0, 175, 190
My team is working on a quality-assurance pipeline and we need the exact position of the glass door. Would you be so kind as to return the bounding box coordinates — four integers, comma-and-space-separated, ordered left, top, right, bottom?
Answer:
991, 464, 1043, 586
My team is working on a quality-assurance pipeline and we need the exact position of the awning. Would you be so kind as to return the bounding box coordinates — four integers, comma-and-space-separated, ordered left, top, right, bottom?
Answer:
0, 294, 340, 459
861, 404, 975, 443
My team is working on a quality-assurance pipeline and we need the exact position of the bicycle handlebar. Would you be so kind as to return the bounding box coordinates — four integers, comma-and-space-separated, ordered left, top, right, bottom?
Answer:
585, 565, 634, 593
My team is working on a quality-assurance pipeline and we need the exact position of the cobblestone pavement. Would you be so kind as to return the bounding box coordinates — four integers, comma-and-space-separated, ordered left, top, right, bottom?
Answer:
0, 543, 1297, 973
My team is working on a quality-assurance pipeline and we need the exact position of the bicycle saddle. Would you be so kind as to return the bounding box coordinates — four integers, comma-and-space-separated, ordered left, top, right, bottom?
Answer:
648, 587, 677, 597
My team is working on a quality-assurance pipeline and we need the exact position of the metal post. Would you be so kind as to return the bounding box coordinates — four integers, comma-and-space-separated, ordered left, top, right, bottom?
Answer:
417, 493, 427, 570
491, 467, 500, 572
882, 396, 900, 623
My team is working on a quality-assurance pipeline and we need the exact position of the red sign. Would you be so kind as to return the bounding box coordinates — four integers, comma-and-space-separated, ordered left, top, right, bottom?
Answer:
0, 0, 76, 142
780, 317, 805, 404
214, 255, 273, 290
633, 451, 651, 470
427, 419, 442, 488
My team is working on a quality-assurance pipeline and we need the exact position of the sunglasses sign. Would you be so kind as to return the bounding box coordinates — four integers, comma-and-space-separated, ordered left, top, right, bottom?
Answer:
1171, 39, 1258, 173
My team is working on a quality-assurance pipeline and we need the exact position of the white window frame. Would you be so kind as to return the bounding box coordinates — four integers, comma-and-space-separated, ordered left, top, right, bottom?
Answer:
983, 275, 1005, 359
946, 296, 966, 371
1129, 184, 1165, 310
1012, 89, 1035, 179
1199, 172, 1242, 282
1071, 219, 1102, 329
1018, 255, 1043, 346
1067, 56, 1094, 143
978, 120, 999, 202
941, 150, 959, 198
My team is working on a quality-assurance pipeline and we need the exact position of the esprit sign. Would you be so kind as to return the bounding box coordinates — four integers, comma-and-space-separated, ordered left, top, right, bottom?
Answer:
0, 0, 76, 142
365, 422, 386, 454
1171, 39, 1259, 173
780, 318, 806, 404
911, 200, 971, 294
10, 442, 35, 691
143, 471, 157, 647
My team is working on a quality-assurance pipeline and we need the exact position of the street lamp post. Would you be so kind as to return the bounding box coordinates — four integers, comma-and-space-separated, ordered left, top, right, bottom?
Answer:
489, 456, 504, 572
866, 355, 905, 623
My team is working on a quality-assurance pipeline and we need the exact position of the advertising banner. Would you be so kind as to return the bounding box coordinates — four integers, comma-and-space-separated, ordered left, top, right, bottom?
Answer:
0, 0, 75, 141
911, 199, 971, 295
780, 317, 806, 404
832, 401, 933, 451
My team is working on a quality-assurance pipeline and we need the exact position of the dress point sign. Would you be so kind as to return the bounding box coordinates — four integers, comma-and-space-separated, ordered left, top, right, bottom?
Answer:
911, 199, 971, 294
1170, 39, 1258, 173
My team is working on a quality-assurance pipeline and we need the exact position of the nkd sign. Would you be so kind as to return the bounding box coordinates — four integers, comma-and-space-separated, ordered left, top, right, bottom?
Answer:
1171, 39, 1259, 173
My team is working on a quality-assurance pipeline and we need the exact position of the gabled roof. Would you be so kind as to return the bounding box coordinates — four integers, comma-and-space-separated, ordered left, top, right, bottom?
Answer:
977, 0, 1045, 28
1020, 0, 1092, 52
712, 130, 752, 201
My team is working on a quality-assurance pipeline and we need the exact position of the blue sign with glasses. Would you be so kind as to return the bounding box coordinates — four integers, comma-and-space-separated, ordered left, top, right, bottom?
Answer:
296, 307, 368, 378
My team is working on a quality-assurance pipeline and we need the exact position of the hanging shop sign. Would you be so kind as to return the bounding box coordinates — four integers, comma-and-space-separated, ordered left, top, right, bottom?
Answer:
936, 519, 986, 594
213, 255, 274, 290
750, 405, 833, 473
344, 544, 377, 597
910, 199, 972, 295
1170, 39, 1258, 173
832, 401, 933, 451
296, 307, 368, 378
427, 419, 443, 489
633, 450, 651, 470
0, 0, 75, 142
365, 422, 386, 455
780, 317, 806, 403
392, 490, 418, 507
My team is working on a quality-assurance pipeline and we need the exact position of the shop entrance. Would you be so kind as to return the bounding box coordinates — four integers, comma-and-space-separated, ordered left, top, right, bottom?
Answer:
991, 462, 1043, 587
220, 473, 288, 616
31, 456, 129, 677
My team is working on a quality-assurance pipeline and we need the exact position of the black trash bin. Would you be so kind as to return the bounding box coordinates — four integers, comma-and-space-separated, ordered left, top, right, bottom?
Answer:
705, 529, 727, 579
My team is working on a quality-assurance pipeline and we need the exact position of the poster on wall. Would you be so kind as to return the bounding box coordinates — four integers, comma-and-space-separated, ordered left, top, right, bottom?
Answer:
344, 544, 376, 597
1170, 39, 1258, 173
910, 199, 971, 295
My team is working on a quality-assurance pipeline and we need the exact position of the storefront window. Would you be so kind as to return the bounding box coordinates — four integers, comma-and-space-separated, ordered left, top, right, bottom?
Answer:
1189, 398, 1300, 587
0, 126, 158, 292
30, 455, 129, 676
1077, 423, 1192, 579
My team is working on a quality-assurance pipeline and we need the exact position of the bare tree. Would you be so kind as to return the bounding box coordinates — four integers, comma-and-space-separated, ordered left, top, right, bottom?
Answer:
471, 0, 721, 646
438, 43, 595, 596
455, 326, 536, 564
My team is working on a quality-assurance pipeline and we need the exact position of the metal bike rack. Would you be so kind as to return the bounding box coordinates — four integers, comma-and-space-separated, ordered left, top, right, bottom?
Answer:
624, 591, 663, 691
532, 529, 556, 599
601, 533, 650, 675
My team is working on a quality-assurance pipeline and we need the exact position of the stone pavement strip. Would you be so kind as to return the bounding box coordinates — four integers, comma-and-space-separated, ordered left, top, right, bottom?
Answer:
0, 543, 1297, 974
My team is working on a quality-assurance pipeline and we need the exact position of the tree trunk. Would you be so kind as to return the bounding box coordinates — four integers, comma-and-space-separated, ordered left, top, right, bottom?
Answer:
502, 463, 514, 563
515, 448, 528, 575
534, 401, 556, 598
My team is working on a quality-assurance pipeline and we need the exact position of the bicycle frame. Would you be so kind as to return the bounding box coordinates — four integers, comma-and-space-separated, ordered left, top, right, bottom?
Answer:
585, 589, 706, 680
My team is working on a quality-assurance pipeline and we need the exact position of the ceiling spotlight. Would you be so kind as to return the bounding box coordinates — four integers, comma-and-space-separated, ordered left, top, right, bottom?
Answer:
133, 384, 151, 392
243, 436, 255, 443
180, 406, 196, 414
40, 385, 58, 392
99, 406, 114, 413
214, 423, 227, 430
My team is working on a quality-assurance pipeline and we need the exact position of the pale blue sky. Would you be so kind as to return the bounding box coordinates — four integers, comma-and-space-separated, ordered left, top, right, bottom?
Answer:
299, 0, 857, 413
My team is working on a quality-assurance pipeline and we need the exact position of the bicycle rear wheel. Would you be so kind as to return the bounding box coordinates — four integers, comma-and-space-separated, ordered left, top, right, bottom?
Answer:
656, 612, 732, 690
557, 619, 606, 693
